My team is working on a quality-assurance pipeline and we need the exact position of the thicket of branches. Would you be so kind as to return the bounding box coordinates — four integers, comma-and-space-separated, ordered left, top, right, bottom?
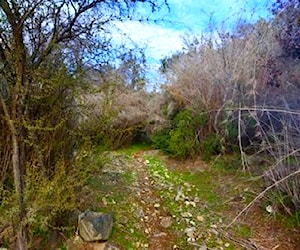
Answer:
154, 1, 300, 217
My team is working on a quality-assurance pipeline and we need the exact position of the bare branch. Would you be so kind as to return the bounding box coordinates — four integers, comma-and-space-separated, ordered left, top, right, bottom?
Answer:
0, 0, 17, 26
227, 168, 300, 228
19, 0, 44, 28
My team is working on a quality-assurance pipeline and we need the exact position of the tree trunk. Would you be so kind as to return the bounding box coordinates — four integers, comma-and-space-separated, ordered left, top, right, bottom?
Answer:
12, 128, 27, 250
0, 96, 27, 250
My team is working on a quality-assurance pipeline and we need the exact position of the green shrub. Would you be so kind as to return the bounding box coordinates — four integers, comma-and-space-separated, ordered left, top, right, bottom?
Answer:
151, 109, 210, 159
225, 118, 238, 146
202, 133, 223, 161
151, 129, 172, 154
168, 128, 195, 158
169, 109, 211, 158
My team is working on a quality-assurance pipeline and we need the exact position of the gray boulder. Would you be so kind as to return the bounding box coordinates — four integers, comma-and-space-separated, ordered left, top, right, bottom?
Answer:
78, 210, 113, 242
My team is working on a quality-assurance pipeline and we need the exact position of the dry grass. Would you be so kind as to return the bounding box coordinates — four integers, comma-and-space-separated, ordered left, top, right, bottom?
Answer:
162, 20, 300, 215
79, 80, 168, 148
163, 21, 279, 136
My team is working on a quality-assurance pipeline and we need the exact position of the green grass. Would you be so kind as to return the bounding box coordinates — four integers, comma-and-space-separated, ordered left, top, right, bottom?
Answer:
74, 147, 299, 249
234, 224, 252, 238
111, 213, 148, 249
118, 142, 153, 156
82, 151, 148, 248
274, 209, 300, 228
122, 171, 137, 185
144, 155, 232, 248
210, 154, 242, 171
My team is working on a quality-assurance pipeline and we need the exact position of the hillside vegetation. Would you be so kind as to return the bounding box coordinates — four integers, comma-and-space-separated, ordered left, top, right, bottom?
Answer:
0, 0, 299, 249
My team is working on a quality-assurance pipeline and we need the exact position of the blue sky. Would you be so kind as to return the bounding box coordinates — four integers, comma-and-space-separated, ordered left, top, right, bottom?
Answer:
113, 0, 273, 85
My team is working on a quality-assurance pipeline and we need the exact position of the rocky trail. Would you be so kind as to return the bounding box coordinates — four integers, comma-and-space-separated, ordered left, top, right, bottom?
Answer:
131, 151, 177, 249
66, 148, 299, 250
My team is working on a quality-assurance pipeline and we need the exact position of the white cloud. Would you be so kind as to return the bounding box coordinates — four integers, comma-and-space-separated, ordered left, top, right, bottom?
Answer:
108, 0, 271, 86
112, 20, 185, 60
111, 0, 270, 62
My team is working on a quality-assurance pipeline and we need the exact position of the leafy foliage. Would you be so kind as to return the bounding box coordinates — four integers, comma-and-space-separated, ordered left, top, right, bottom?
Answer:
151, 129, 172, 153
151, 109, 216, 159
168, 109, 201, 158
202, 134, 223, 161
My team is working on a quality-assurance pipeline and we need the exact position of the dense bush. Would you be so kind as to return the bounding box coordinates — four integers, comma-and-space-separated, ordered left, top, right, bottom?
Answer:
80, 80, 152, 149
202, 133, 224, 161
158, 13, 300, 216
151, 109, 224, 159
151, 129, 172, 154
0, 62, 90, 247
168, 109, 200, 158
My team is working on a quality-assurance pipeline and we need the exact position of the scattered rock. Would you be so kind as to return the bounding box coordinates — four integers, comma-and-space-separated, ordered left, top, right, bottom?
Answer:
106, 172, 123, 183
189, 220, 196, 226
64, 235, 84, 250
196, 215, 204, 222
78, 210, 113, 242
181, 212, 192, 218
102, 197, 108, 206
101, 152, 128, 174
154, 203, 160, 208
210, 228, 219, 236
266, 205, 275, 214
105, 243, 121, 250
118, 216, 129, 225
66, 241, 120, 250
175, 189, 185, 201
153, 232, 167, 237
89, 242, 108, 250
160, 216, 173, 228
183, 182, 191, 187
184, 200, 196, 207
134, 207, 144, 218
216, 238, 223, 245
184, 227, 196, 238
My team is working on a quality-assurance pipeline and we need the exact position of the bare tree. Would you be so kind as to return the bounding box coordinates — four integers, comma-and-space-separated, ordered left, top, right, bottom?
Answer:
0, 1, 167, 249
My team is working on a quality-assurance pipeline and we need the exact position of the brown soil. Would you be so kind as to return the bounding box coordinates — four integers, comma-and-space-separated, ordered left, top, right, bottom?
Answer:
132, 151, 178, 250
64, 149, 299, 250
159, 153, 300, 250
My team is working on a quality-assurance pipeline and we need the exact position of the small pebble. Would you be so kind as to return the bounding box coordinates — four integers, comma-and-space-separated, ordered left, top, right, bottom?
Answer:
181, 212, 192, 218
197, 215, 204, 222
154, 203, 160, 208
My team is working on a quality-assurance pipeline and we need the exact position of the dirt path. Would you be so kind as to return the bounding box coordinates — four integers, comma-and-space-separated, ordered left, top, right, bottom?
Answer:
131, 151, 177, 249
66, 149, 300, 250
131, 150, 299, 250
